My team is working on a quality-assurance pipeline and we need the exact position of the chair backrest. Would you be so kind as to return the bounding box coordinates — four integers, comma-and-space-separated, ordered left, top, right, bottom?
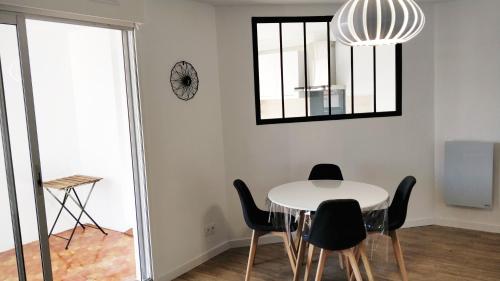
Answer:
388, 176, 417, 230
233, 179, 261, 230
308, 164, 344, 180
308, 199, 366, 251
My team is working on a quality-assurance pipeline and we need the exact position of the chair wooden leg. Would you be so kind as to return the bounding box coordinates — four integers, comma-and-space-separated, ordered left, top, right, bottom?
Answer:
293, 237, 307, 281
346, 249, 363, 281
355, 245, 361, 262
304, 244, 315, 281
390, 230, 409, 281
359, 243, 375, 281
344, 255, 352, 281
303, 241, 309, 265
245, 230, 260, 281
314, 249, 329, 281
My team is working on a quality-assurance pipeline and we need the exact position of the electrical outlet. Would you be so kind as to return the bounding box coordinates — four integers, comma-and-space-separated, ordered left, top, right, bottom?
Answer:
204, 223, 216, 237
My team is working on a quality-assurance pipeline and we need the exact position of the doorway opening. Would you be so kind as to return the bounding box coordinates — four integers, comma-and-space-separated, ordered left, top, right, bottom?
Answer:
0, 13, 152, 281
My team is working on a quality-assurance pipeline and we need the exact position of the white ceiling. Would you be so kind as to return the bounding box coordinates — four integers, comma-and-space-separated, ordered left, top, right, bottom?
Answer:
195, 0, 445, 6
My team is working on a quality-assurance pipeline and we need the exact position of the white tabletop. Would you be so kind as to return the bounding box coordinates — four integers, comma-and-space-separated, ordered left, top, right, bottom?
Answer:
268, 180, 389, 212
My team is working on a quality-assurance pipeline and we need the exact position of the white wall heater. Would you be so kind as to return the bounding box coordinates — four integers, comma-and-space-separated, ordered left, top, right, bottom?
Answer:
444, 141, 494, 209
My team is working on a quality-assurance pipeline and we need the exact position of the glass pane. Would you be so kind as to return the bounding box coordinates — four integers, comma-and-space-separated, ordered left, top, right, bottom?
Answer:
282, 23, 306, 118
376, 45, 396, 112
353, 46, 375, 113
0, 23, 43, 281
257, 23, 282, 119
306, 22, 329, 116
334, 42, 351, 114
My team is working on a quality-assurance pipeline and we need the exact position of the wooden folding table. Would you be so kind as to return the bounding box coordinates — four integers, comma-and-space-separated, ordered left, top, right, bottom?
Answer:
44, 175, 108, 249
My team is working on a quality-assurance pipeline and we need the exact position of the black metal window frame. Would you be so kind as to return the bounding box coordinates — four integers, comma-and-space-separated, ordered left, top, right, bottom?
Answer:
252, 16, 403, 125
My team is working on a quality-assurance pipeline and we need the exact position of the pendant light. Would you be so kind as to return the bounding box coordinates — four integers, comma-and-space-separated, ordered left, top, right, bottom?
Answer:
332, 0, 425, 46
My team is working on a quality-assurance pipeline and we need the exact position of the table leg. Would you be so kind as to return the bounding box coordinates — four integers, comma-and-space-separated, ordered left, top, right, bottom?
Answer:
295, 212, 305, 251
282, 232, 297, 273
71, 188, 107, 235
293, 235, 306, 281
289, 211, 309, 280
65, 183, 107, 249
49, 191, 68, 236
46, 188, 86, 234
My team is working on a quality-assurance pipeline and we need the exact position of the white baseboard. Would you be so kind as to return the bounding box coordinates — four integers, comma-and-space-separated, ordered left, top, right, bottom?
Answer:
158, 234, 285, 281
158, 241, 231, 281
229, 234, 283, 248
434, 218, 500, 233
401, 217, 500, 234
402, 218, 434, 228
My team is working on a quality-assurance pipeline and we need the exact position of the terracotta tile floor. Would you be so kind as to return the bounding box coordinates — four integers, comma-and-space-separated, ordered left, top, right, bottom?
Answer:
0, 225, 136, 281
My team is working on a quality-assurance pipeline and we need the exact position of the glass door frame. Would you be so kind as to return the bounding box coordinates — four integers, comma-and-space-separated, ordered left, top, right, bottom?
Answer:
0, 11, 53, 281
0, 13, 27, 281
0, 10, 154, 281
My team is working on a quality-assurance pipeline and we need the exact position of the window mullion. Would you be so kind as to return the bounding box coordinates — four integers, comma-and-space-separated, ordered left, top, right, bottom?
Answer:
396, 44, 402, 114
350, 46, 354, 114
279, 23, 285, 118
327, 21, 332, 116
303, 22, 309, 117
373, 46, 377, 113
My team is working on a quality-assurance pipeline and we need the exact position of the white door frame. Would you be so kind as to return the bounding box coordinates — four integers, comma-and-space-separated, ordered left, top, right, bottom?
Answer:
122, 30, 154, 281
0, 10, 154, 281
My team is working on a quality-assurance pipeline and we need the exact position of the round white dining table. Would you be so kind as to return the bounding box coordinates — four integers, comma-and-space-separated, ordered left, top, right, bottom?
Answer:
268, 180, 390, 212
267, 180, 390, 281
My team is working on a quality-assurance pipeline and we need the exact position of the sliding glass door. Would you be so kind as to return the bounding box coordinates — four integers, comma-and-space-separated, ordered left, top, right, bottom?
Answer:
1, 10, 152, 281
0, 12, 53, 281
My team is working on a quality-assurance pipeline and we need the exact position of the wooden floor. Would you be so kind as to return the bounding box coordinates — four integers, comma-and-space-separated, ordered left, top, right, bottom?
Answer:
0, 225, 136, 281
176, 226, 500, 281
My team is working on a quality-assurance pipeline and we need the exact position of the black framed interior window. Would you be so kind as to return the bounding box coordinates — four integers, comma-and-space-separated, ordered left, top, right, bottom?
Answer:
252, 16, 402, 125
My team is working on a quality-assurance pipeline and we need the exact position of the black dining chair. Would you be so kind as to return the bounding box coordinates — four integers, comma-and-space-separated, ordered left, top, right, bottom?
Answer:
300, 199, 374, 281
387, 176, 416, 281
307, 163, 345, 270
308, 164, 344, 181
233, 179, 297, 281
365, 176, 416, 281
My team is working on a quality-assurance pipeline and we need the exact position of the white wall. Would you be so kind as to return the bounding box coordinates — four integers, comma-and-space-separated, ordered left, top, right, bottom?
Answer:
66, 24, 136, 234
434, 0, 500, 232
215, 3, 436, 239
136, 1, 228, 280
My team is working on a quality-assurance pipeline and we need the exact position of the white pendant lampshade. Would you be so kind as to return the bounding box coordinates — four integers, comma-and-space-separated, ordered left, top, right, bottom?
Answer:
332, 0, 425, 46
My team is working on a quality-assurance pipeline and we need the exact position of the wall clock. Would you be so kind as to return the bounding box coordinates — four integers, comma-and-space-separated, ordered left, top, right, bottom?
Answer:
170, 61, 199, 101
